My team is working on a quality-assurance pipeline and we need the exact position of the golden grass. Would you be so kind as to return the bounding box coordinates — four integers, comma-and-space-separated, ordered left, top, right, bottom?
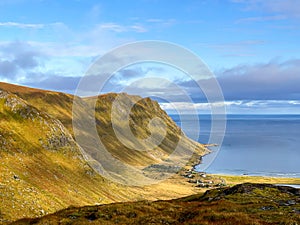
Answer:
214, 174, 300, 186
11, 183, 300, 225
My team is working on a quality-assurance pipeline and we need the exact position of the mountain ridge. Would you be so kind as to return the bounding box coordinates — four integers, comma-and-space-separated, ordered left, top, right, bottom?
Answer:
0, 82, 208, 223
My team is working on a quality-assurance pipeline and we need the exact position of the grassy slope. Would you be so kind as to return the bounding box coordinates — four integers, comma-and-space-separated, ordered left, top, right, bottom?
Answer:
12, 183, 300, 225
0, 90, 136, 222
0, 83, 207, 223
216, 174, 300, 186
0, 82, 75, 134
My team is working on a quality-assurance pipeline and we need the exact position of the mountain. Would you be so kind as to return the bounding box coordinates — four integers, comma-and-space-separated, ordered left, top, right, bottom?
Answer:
79, 93, 207, 185
0, 88, 131, 222
0, 82, 208, 223
11, 183, 300, 225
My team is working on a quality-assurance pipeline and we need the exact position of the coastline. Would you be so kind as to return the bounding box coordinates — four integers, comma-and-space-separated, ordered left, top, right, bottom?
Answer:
172, 114, 300, 183
178, 145, 300, 189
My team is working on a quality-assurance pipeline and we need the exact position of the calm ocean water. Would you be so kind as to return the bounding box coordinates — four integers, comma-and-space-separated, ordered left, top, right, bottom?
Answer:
170, 114, 300, 178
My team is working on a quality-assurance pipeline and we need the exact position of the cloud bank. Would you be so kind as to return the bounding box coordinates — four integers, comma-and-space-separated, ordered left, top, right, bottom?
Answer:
0, 41, 45, 80
0, 39, 299, 114
217, 59, 300, 100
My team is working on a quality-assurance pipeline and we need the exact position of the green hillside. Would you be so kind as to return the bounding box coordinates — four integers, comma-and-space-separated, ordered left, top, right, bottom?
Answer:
0, 83, 208, 223
0, 89, 137, 222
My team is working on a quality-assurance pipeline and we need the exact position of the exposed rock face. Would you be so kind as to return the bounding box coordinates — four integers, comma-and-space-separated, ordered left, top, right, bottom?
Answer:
0, 90, 38, 119
0, 90, 77, 152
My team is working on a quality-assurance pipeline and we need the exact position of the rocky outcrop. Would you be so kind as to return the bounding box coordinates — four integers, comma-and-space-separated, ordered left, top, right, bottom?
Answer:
0, 90, 39, 120
0, 90, 77, 152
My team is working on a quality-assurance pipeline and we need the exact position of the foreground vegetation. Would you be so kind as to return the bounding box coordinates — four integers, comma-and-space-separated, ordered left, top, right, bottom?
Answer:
12, 183, 300, 225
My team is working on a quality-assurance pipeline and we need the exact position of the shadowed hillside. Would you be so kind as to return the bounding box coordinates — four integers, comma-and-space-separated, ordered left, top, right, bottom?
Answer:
81, 93, 207, 174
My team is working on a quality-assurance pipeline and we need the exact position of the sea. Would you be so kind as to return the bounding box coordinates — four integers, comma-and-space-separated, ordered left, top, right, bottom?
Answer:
170, 114, 300, 178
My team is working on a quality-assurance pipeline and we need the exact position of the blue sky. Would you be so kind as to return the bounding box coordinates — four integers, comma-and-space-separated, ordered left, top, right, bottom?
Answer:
0, 0, 300, 113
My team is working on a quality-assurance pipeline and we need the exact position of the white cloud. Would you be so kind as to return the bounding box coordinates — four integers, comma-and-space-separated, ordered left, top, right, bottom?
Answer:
160, 101, 228, 111
0, 21, 144, 58
0, 22, 45, 29
160, 100, 300, 114
146, 18, 177, 27
0, 22, 68, 31
100, 23, 126, 32
288, 101, 300, 105
99, 22, 147, 33
131, 78, 171, 89
129, 25, 147, 33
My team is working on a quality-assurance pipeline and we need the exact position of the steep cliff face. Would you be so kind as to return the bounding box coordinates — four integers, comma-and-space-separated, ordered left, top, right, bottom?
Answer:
84, 93, 207, 167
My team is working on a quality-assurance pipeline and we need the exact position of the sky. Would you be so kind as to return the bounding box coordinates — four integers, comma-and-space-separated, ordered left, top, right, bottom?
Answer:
0, 0, 300, 114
